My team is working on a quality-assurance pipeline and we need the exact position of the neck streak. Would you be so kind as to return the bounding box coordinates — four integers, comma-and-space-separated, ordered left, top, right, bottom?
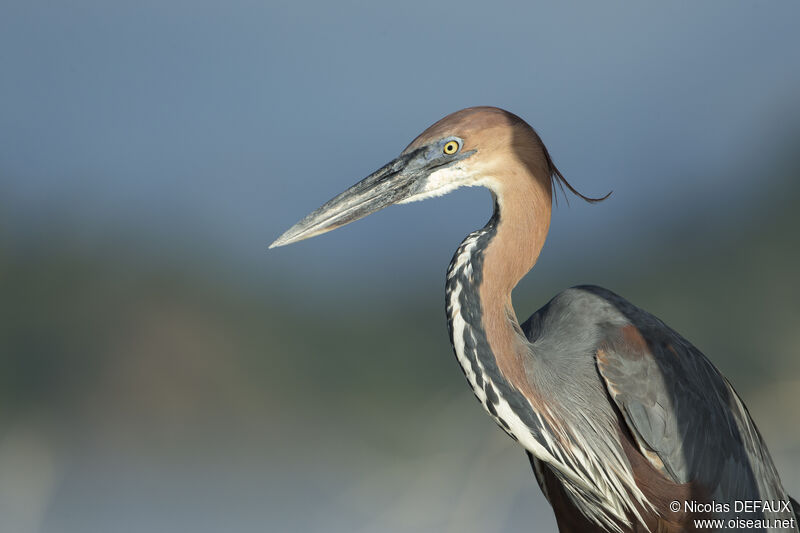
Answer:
445, 168, 552, 436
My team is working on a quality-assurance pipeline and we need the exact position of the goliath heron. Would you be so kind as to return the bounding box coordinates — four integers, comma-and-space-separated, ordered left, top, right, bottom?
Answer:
270, 107, 798, 532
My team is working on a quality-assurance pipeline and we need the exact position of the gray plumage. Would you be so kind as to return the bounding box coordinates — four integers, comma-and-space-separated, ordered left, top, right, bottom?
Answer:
520, 285, 795, 529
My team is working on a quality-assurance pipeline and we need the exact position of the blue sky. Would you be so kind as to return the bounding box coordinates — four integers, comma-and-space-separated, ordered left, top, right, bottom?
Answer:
2, 1, 799, 286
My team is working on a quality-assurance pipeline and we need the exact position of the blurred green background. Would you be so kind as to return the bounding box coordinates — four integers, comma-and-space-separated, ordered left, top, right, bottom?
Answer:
1, 2, 799, 532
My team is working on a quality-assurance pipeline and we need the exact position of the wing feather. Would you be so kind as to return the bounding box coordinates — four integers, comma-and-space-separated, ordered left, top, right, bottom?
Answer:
590, 291, 789, 512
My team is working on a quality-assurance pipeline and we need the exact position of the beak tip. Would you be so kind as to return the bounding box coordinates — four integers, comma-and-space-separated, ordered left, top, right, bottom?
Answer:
268, 237, 287, 249
269, 154, 412, 251
269, 227, 304, 249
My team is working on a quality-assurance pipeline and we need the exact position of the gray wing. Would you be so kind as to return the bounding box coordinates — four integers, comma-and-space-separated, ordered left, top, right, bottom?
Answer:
583, 285, 789, 511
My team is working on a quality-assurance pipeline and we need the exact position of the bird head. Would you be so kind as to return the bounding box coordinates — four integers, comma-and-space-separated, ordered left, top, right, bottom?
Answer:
269, 106, 602, 249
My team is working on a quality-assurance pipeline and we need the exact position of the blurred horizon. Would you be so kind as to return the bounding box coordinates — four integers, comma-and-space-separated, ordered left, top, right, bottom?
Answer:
2, 2, 799, 532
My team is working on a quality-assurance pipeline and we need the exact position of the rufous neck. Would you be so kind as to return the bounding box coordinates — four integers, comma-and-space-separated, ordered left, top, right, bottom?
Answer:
445, 164, 553, 411
480, 171, 552, 307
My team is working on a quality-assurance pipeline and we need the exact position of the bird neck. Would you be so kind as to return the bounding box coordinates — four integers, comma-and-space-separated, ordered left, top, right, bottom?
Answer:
446, 169, 552, 405
481, 176, 552, 308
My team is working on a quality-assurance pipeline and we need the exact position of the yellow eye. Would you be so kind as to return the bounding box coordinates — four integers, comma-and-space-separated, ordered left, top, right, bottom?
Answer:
443, 140, 459, 155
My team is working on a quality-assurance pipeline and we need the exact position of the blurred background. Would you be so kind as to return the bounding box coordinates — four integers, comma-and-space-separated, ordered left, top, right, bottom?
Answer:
1, 1, 799, 532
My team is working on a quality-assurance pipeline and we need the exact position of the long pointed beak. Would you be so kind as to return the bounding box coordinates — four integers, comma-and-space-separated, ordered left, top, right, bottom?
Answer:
269, 153, 423, 249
